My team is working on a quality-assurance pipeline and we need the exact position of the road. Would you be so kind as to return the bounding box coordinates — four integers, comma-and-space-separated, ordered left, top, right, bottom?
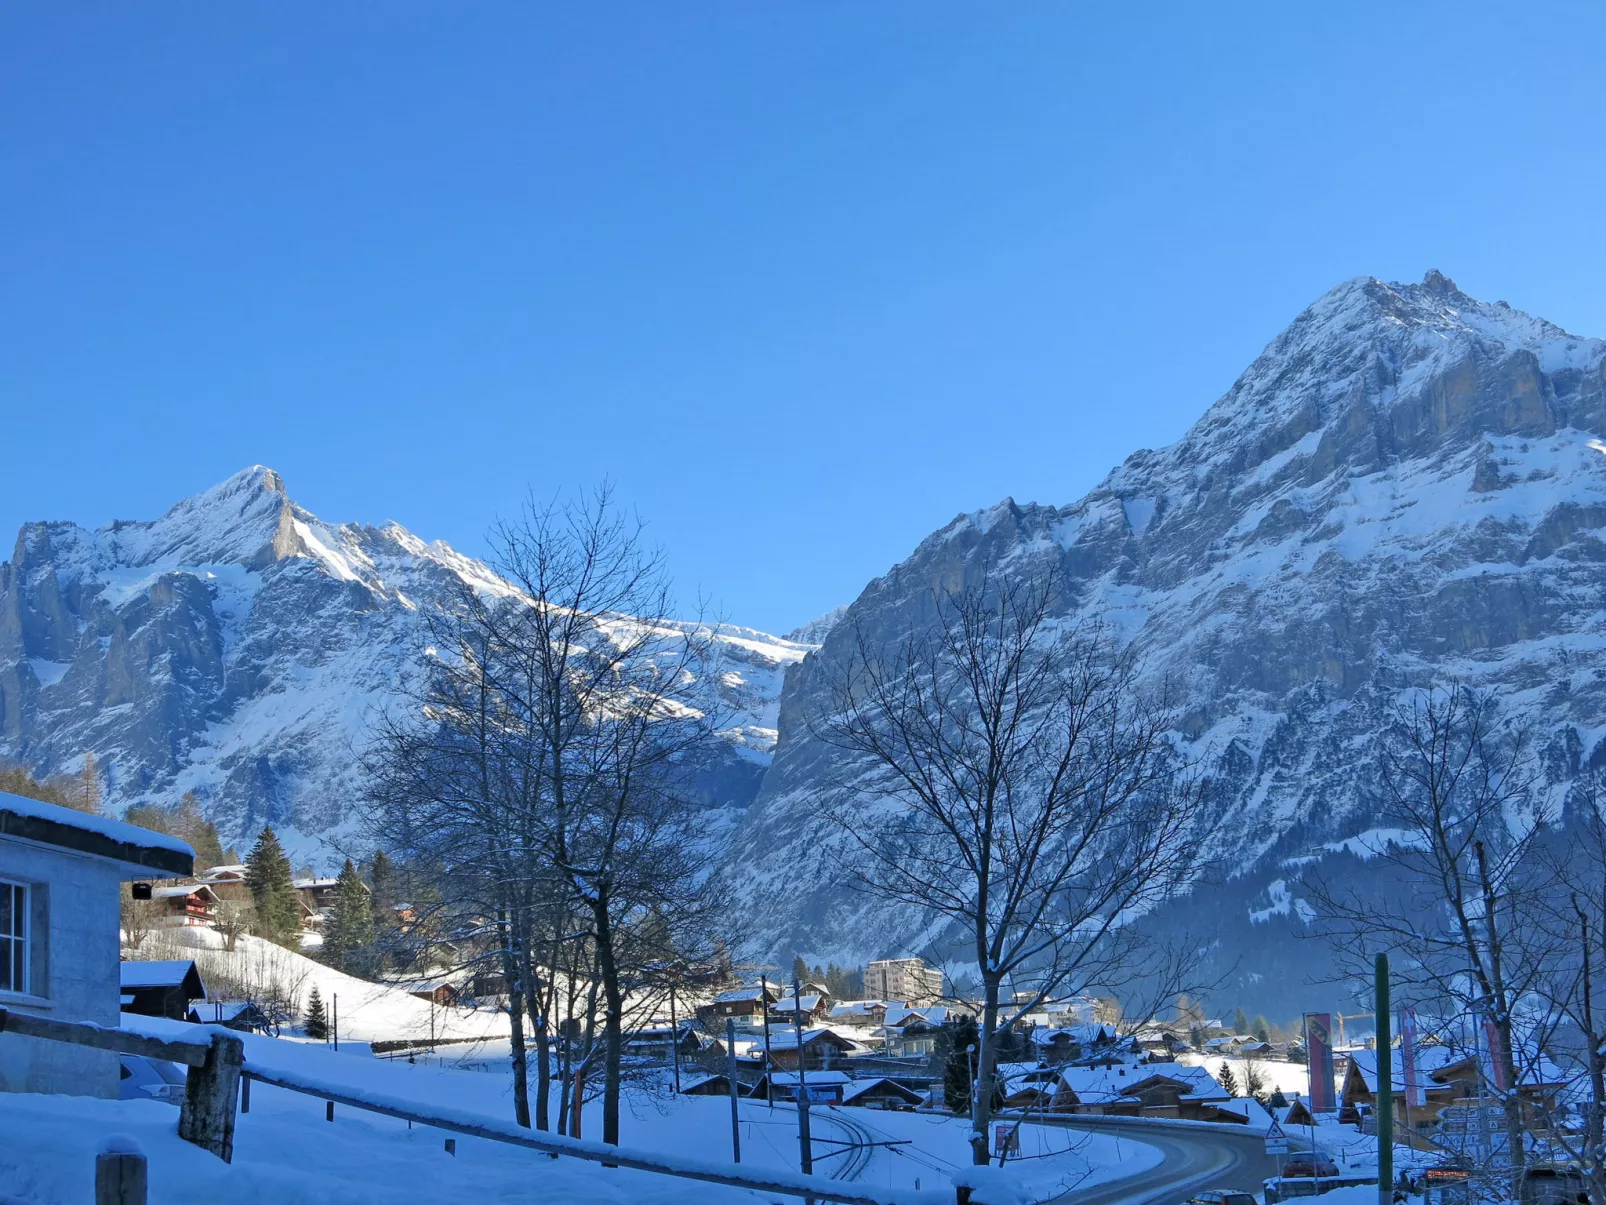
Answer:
1031, 1116, 1281, 1205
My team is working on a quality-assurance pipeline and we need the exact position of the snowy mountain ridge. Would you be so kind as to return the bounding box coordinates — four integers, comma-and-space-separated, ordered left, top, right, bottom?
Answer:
724, 272, 1606, 1012
0, 467, 814, 864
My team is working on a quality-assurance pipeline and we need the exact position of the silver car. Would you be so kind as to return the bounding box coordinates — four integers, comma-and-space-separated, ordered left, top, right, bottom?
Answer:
119, 1055, 187, 1103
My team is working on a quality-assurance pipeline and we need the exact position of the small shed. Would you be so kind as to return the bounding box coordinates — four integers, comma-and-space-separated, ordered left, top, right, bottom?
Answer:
188, 1000, 273, 1033
120, 960, 208, 1020
751, 1070, 851, 1105
407, 979, 459, 1007
681, 1073, 740, 1097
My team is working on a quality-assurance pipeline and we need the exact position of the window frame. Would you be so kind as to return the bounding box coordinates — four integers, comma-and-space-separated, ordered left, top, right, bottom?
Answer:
0, 878, 29, 996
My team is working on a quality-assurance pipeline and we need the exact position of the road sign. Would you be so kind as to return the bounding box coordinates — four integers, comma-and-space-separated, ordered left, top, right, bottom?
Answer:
1265, 1118, 1290, 1156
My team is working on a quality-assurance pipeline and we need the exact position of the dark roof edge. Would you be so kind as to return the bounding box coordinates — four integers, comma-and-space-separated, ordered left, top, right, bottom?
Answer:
0, 810, 193, 877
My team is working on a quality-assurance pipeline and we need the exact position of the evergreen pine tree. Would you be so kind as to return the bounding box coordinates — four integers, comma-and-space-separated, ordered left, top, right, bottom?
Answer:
791, 955, 808, 984
325, 858, 375, 973
304, 984, 328, 1040
245, 826, 300, 946
75, 752, 103, 814
1218, 1061, 1240, 1097
1232, 1007, 1250, 1035
1251, 1014, 1271, 1043
368, 849, 397, 914
944, 1017, 981, 1112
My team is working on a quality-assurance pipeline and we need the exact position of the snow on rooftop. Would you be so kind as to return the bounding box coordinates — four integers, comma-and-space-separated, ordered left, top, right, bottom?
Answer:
119, 960, 202, 990
0, 790, 193, 860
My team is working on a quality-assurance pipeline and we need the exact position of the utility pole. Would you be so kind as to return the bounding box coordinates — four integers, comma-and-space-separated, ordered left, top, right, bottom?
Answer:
792, 976, 813, 1175
760, 976, 775, 1110
1376, 954, 1392, 1205
332, 993, 339, 1052
725, 1019, 741, 1164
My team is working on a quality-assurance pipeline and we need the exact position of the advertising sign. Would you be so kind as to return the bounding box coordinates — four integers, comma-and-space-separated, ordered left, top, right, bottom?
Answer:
1305, 1013, 1335, 1113
1482, 1020, 1508, 1092
992, 1123, 1020, 1157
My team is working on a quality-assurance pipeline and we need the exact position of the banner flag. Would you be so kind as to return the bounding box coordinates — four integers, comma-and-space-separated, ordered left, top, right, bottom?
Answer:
1400, 1007, 1426, 1108
1305, 1012, 1336, 1112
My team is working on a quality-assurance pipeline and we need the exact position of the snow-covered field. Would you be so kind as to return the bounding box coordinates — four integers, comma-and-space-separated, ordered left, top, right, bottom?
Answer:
0, 1013, 1164, 1205
129, 928, 511, 1044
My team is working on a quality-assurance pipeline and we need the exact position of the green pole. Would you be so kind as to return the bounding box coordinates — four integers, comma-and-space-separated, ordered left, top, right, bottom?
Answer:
1376, 953, 1393, 1205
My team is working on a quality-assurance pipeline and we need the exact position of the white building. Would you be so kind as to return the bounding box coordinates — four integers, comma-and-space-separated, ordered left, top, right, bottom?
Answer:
862, 958, 944, 1006
0, 791, 193, 1096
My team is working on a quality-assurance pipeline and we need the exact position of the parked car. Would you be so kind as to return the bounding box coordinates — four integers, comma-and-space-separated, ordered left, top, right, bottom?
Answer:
1188, 1190, 1259, 1205
119, 1055, 186, 1103
1280, 1158, 1340, 1179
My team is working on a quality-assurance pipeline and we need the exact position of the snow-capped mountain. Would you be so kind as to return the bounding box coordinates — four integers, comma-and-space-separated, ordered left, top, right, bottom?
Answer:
725, 271, 1606, 1012
0, 467, 815, 865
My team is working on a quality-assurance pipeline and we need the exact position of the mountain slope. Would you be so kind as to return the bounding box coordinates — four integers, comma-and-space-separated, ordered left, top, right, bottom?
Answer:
725, 271, 1606, 1010
0, 468, 813, 864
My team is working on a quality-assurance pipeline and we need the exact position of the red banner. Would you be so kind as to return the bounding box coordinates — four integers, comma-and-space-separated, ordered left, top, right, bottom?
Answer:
1306, 1013, 1335, 1112
1399, 1008, 1425, 1107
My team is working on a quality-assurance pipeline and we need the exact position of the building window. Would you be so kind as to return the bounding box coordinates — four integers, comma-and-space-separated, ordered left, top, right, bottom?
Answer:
0, 880, 27, 994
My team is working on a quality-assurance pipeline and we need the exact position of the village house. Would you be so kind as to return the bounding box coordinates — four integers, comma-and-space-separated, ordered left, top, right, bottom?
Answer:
696, 984, 778, 1030
194, 863, 250, 902
0, 790, 193, 1097
1050, 1061, 1239, 1122
763, 1027, 860, 1071
150, 881, 218, 926
842, 1077, 925, 1110
120, 959, 208, 1021
679, 1073, 740, 1097
1338, 1044, 1568, 1137
189, 999, 274, 1032
828, 1000, 888, 1027
768, 992, 831, 1025
882, 1005, 950, 1056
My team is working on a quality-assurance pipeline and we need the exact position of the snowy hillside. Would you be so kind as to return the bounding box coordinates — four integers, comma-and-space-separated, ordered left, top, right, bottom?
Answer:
0, 467, 815, 865
725, 271, 1606, 1011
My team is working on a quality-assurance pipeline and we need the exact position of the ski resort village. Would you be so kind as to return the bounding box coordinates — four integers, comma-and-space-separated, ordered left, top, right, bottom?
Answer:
6, 6, 1606, 1205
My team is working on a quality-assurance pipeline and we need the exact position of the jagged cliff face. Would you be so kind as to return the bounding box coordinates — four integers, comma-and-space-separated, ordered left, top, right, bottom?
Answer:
0, 468, 812, 865
727, 272, 1606, 1011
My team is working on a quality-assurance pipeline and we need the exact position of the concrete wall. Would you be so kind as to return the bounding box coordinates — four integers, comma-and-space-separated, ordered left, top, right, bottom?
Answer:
0, 837, 122, 1097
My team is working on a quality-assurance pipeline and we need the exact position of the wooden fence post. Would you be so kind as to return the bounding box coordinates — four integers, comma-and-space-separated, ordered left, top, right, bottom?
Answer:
95, 1138, 147, 1205
178, 1032, 244, 1163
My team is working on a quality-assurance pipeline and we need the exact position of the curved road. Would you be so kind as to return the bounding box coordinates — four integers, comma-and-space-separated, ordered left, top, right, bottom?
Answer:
1030, 1116, 1281, 1205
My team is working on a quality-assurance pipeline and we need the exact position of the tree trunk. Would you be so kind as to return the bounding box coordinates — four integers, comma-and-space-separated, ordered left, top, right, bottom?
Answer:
498, 917, 532, 1129
970, 974, 1000, 1165
594, 893, 624, 1147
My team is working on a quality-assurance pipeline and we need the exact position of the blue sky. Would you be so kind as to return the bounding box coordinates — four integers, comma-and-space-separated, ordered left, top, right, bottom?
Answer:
3, 3, 1603, 635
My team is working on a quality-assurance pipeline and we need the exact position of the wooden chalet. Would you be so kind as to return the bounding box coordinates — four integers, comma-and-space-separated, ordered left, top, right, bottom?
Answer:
829, 1001, 888, 1027
1339, 1046, 1568, 1137
764, 1027, 860, 1070
189, 999, 274, 1033
150, 882, 219, 926
407, 978, 460, 1007
1050, 1061, 1239, 1122
696, 984, 778, 1029
842, 1077, 924, 1111
768, 993, 831, 1025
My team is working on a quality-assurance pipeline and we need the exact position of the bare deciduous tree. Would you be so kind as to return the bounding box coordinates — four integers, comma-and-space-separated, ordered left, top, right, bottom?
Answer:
818, 570, 1202, 1163
1308, 685, 1548, 1179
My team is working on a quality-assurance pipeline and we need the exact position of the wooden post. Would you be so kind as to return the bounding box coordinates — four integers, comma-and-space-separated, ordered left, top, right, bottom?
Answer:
95, 1140, 147, 1205
326, 1101, 335, 1122
444, 1138, 457, 1156
240, 1070, 250, 1114
178, 1032, 244, 1163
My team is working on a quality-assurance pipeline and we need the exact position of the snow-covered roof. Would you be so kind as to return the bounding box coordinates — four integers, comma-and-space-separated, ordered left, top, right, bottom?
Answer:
842, 1077, 923, 1102
292, 878, 339, 890
0, 790, 193, 878
1345, 1044, 1569, 1091
1057, 1061, 1225, 1102
764, 1071, 851, 1087
884, 1005, 947, 1028
120, 960, 206, 994
763, 1028, 859, 1051
829, 1001, 886, 1017
150, 883, 217, 901
713, 987, 770, 1004
770, 995, 823, 1012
